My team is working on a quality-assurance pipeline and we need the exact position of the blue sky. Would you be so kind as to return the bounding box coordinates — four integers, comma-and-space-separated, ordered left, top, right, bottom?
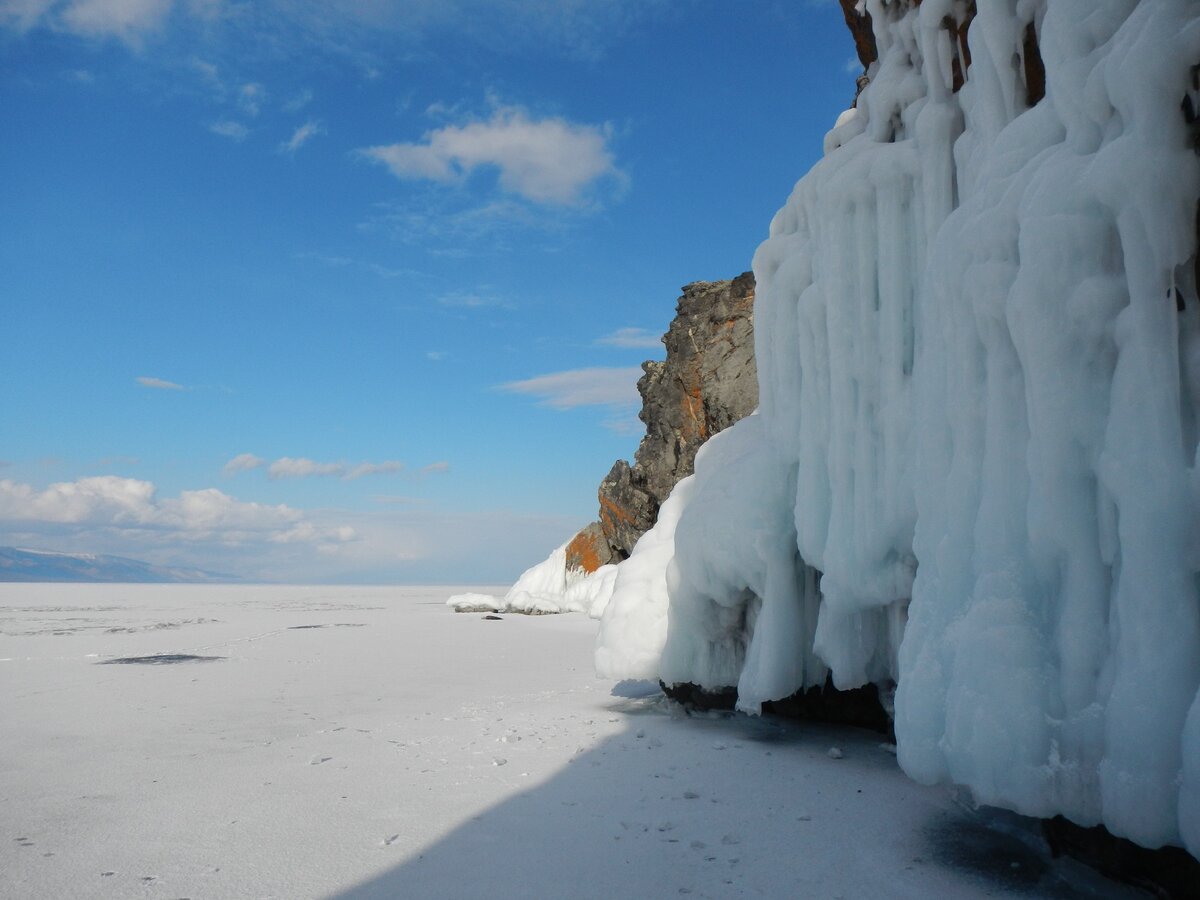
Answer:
1, 0, 855, 583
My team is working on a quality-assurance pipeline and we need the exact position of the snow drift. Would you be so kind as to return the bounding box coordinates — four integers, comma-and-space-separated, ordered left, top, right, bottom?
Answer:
597, 0, 1200, 855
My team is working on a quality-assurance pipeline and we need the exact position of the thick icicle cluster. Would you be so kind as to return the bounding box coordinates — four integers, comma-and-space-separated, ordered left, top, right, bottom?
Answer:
597, 0, 1200, 853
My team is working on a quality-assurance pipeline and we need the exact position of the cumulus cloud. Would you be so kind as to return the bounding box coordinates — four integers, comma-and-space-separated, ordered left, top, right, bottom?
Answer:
498, 366, 641, 410
595, 327, 662, 349
279, 119, 324, 154
209, 119, 249, 141
359, 105, 620, 206
136, 375, 186, 390
222, 453, 265, 475
0, 475, 307, 537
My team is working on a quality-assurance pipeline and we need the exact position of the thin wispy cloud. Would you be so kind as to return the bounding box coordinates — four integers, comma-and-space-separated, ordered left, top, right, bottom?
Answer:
595, 327, 661, 349
2, 1, 670, 61
279, 119, 324, 154
267, 457, 345, 479
344, 460, 404, 480
209, 119, 249, 141
136, 375, 186, 390
296, 252, 423, 280
419, 461, 449, 475
223, 455, 406, 481
283, 88, 313, 113
498, 366, 641, 410
237, 81, 266, 117
222, 453, 265, 476
359, 104, 622, 207
437, 290, 509, 309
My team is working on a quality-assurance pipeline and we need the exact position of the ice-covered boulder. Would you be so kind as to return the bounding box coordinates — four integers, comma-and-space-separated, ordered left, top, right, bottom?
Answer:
447, 540, 616, 617
597, 0, 1200, 857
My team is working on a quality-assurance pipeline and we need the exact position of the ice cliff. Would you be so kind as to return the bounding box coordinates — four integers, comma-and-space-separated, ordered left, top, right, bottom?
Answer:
598, 0, 1200, 856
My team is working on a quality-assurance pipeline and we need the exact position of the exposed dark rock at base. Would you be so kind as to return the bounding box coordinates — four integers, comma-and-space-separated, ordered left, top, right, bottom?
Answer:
662, 675, 894, 738
1042, 817, 1200, 899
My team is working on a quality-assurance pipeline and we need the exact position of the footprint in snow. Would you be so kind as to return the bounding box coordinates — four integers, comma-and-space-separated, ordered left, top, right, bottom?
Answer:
382, 834, 400, 846
310, 756, 332, 765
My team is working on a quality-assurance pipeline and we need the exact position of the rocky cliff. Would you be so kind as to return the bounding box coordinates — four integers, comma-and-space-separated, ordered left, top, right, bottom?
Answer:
566, 273, 758, 572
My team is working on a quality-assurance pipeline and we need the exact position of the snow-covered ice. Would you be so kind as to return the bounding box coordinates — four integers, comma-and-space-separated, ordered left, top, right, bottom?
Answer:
0, 584, 1143, 898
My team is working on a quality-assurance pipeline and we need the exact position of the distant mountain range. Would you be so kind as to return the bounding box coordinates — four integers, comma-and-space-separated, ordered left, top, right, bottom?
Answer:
0, 547, 239, 583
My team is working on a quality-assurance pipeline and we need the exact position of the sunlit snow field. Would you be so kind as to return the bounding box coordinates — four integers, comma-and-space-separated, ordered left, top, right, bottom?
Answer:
1, 585, 1142, 899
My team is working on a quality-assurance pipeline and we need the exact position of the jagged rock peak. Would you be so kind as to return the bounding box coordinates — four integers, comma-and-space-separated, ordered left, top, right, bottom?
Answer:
587, 272, 758, 566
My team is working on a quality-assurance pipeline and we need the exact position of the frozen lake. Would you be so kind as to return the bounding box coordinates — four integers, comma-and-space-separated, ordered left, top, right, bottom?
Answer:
1, 585, 1141, 898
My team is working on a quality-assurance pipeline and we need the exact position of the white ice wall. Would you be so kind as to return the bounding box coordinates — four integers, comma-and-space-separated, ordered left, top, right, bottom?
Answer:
597, 0, 1200, 854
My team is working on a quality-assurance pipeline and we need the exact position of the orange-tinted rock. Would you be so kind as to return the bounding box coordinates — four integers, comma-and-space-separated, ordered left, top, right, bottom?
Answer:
565, 522, 611, 574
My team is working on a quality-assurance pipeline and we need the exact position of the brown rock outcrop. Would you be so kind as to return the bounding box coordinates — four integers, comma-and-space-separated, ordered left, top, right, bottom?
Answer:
566, 273, 758, 569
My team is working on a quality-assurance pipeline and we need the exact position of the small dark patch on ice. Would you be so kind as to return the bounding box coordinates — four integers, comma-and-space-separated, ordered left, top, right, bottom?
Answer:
482, 615, 503, 620
288, 623, 366, 630
98, 654, 225, 665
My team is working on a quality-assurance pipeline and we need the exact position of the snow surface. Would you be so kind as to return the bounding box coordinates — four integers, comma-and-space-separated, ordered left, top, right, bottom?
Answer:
594, 0, 1200, 857
0, 584, 1143, 898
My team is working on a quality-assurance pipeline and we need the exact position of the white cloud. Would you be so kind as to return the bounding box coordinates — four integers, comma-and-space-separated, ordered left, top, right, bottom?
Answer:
0, 476, 585, 582
222, 453, 265, 475
58, 0, 171, 43
267, 457, 344, 480
279, 119, 324, 154
136, 375, 186, 390
419, 461, 449, 475
595, 327, 662, 349
0, 475, 306, 538
261, 456, 406, 481
359, 104, 620, 206
209, 119, 249, 141
498, 366, 641, 410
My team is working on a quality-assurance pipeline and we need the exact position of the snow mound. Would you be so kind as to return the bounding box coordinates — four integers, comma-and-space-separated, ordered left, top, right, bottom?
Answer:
448, 542, 617, 617
597, 0, 1200, 856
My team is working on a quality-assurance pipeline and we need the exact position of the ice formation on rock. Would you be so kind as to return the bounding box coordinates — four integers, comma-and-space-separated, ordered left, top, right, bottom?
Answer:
597, 0, 1200, 854
448, 542, 616, 616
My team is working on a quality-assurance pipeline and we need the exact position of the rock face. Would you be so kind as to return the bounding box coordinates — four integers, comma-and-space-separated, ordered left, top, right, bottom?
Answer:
570, 273, 758, 571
